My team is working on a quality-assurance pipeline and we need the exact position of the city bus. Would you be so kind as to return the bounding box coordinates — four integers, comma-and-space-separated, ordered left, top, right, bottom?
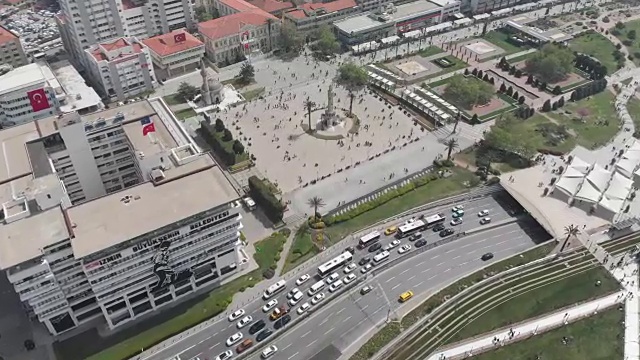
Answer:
263, 279, 287, 299
358, 231, 381, 249
396, 220, 427, 238
423, 213, 446, 227
317, 251, 353, 277
373, 250, 390, 264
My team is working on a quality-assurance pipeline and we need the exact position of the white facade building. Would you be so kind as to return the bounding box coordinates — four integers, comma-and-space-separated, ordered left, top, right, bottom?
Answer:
0, 99, 245, 335
85, 37, 157, 102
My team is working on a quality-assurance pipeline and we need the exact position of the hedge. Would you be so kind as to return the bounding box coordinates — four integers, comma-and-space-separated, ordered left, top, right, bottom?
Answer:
326, 173, 439, 225
248, 176, 284, 223
199, 121, 237, 166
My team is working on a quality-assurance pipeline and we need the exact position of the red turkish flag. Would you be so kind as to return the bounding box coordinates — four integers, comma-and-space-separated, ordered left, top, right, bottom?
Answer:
27, 88, 50, 112
174, 33, 186, 43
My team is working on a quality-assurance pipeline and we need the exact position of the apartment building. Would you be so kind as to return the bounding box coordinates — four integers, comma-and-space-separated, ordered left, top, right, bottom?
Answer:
142, 29, 205, 80
84, 37, 156, 102
0, 24, 28, 68
213, 0, 293, 17
0, 99, 245, 335
284, 0, 360, 33
55, 0, 195, 69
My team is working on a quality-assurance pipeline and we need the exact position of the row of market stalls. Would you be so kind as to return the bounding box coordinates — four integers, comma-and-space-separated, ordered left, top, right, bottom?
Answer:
367, 64, 403, 83
368, 72, 397, 91
401, 88, 454, 126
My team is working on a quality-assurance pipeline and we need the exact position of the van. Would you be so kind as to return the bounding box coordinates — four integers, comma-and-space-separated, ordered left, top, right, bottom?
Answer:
308, 280, 326, 296
236, 339, 253, 353
288, 291, 303, 306
329, 279, 344, 292
399, 290, 414, 302
327, 273, 339, 284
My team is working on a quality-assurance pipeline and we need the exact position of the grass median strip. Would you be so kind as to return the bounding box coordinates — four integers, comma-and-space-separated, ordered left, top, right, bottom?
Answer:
348, 242, 556, 360
56, 230, 288, 360
470, 308, 624, 360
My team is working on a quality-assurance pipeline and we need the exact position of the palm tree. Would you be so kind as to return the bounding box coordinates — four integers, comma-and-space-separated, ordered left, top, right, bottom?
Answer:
445, 138, 459, 161
304, 97, 315, 131
453, 111, 461, 133
307, 196, 325, 220
560, 224, 580, 252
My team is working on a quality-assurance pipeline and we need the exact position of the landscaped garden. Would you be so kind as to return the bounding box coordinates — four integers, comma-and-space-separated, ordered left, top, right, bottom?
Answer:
483, 29, 531, 56
470, 308, 624, 360
417, 46, 443, 58
569, 31, 620, 74
611, 20, 640, 67
198, 118, 250, 166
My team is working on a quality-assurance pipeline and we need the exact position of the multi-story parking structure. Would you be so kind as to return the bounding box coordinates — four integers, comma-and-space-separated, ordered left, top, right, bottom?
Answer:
0, 99, 246, 335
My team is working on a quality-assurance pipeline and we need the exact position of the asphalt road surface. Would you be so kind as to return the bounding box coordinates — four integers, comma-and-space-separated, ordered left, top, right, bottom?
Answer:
154, 193, 549, 360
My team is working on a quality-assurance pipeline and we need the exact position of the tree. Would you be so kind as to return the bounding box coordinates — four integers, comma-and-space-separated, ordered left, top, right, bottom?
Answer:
484, 114, 536, 160
629, 30, 637, 40
560, 224, 580, 252
518, 95, 525, 104
471, 68, 478, 76
471, 114, 479, 124
280, 23, 304, 55
336, 62, 368, 116
222, 128, 233, 141
215, 118, 225, 132
552, 85, 562, 95
238, 62, 255, 84
307, 196, 326, 219
177, 82, 198, 102
194, 6, 213, 21
524, 43, 574, 83
558, 96, 565, 107
445, 138, 459, 160
526, 74, 534, 84
304, 97, 315, 130
483, 73, 490, 82
512, 91, 519, 100
577, 108, 590, 120
499, 83, 507, 93
314, 25, 339, 56
477, 70, 484, 78
443, 75, 494, 110
506, 86, 513, 97
232, 140, 245, 154
542, 99, 552, 112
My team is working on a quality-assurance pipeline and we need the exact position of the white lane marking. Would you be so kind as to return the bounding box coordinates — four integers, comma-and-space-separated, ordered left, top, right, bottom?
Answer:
336, 307, 346, 315
207, 342, 220, 350
392, 283, 401, 290
320, 317, 329, 326
400, 268, 411, 275
307, 339, 317, 348
177, 344, 196, 355
362, 304, 369, 311
432, 254, 440, 259
343, 315, 352, 323
443, 268, 451, 273
415, 281, 424, 288
427, 275, 437, 280
408, 275, 415, 281
282, 344, 292, 351
421, 268, 432, 273
372, 307, 384, 315
288, 352, 299, 360
301, 330, 311, 338
452, 255, 461, 260
385, 276, 396, 283
436, 262, 445, 267
324, 327, 335, 335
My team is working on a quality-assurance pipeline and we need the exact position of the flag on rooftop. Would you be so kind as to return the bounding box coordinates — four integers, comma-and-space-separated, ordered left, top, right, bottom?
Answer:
141, 116, 156, 136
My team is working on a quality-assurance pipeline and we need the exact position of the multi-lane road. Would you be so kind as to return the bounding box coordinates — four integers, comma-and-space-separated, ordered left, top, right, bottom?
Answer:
152, 193, 550, 360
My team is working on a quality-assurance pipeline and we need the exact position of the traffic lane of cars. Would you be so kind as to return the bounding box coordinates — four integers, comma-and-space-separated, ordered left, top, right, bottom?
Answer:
246, 223, 548, 360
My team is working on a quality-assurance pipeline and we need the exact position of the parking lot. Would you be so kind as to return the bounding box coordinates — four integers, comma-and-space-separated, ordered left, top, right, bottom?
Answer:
0, 6, 61, 57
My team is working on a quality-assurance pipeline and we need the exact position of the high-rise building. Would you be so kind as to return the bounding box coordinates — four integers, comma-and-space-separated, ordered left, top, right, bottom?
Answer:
0, 99, 246, 335
0, 24, 28, 69
55, 0, 195, 69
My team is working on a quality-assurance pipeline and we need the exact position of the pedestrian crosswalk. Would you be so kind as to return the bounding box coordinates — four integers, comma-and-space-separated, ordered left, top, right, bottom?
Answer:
432, 120, 494, 143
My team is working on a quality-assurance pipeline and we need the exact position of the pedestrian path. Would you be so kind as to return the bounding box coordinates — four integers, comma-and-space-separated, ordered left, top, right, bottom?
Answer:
611, 251, 640, 360
428, 291, 625, 360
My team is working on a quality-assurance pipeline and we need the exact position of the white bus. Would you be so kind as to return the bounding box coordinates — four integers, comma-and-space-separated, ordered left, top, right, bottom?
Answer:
423, 213, 446, 227
373, 250, 390, 264
308, 280, 326, 296
263, 279, 286, 299
358, 231, 381, 249
317, 251, 353, 277
396, 220, 427, 238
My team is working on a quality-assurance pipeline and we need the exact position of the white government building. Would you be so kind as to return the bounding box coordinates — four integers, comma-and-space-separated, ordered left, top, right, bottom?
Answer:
0, 99, 246, 335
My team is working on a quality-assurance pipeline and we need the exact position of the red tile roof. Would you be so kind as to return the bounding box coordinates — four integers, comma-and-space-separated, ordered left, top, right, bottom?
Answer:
198, 9, 277, 41
219, 0, 259, 12
91, 38, 143, 62
141, 30, 203, 57
286, 9, 306, 19
300, 0, 357, 13
246, 0, 293, 13
0, 25, 18, 45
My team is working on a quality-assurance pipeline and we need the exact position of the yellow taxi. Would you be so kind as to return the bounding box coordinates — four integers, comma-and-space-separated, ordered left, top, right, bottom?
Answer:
384, 226, 398, 236
399, 290, 414, 303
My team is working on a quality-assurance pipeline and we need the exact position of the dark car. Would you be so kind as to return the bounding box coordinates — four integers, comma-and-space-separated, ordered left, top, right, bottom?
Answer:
439, 228, 455, 237
368, 243, 382, 253
415, 239, 427, 248
256, 328, 273, 342
346, 246, 355, 254
481, 252, 494, 261
274, 314, 291, 330
432, 223, 446, 232
408, 232, 422, 242
359, 256, 371, 266
248, 319, 266, 335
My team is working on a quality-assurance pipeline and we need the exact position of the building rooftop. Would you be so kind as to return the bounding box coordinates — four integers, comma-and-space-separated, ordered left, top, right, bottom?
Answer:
0, 24, 17, 45
49, 60, 104, 114
0, 63, 47, 95
0, 122, 40, 183
334, 13, 391, 34
246, 0, 293, 13
298, 0, 357, 16
219, 0, 259, 12
142, 30, 203, 57
68, 164, 239, 258
0, 207, 70, 269
90, 38, 144, 62
198, 10, 277, 40
334, 0, 442, 34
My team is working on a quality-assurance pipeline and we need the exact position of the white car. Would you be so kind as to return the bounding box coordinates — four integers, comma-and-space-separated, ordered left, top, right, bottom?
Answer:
287, 288, 300, 299
228, 309, 245, 321
296, 274, 311, 286
263, 299, 278, 312
450, 218, 463, 226
385, 239, 401, 250
236, 315, 252, 329
243, 197, 256, 210
215, 350, 233, 360
311, 292, 325, 304
480, 217, 492, 225
288, 291, 303, 306
478, 209, 489, 217
329, 279, 344, 292
452, 205, 464, 212
261, 345, 278, 359
326, 273, 340, 284
398, 244, 412, 254
344, 263, 357, 273
297, 302, 311, 314
361, 263, 373, 273
344, 273, 357, 284
226, 332, 243, 346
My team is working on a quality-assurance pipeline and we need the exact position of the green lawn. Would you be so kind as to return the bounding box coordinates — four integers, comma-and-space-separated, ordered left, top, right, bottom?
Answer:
613, 20, 640, 66
447, 266, 619, 343
545, 91, 619, 149
471, 308, 624, 360
282, 167, 480, 273
483, 30, 530, 55
173, 108, 197, 120
417, 46, 444, 58
502, 114, 577, 154
627, 96, 640, 130
162, 94, 184, 106
241, 87, 265, 102
61, 231, 288, 360
568, 32, 619, 74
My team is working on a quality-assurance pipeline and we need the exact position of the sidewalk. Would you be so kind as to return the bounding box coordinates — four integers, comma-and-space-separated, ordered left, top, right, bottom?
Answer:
611, 251, 640, 360
428, 291, 625, 360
